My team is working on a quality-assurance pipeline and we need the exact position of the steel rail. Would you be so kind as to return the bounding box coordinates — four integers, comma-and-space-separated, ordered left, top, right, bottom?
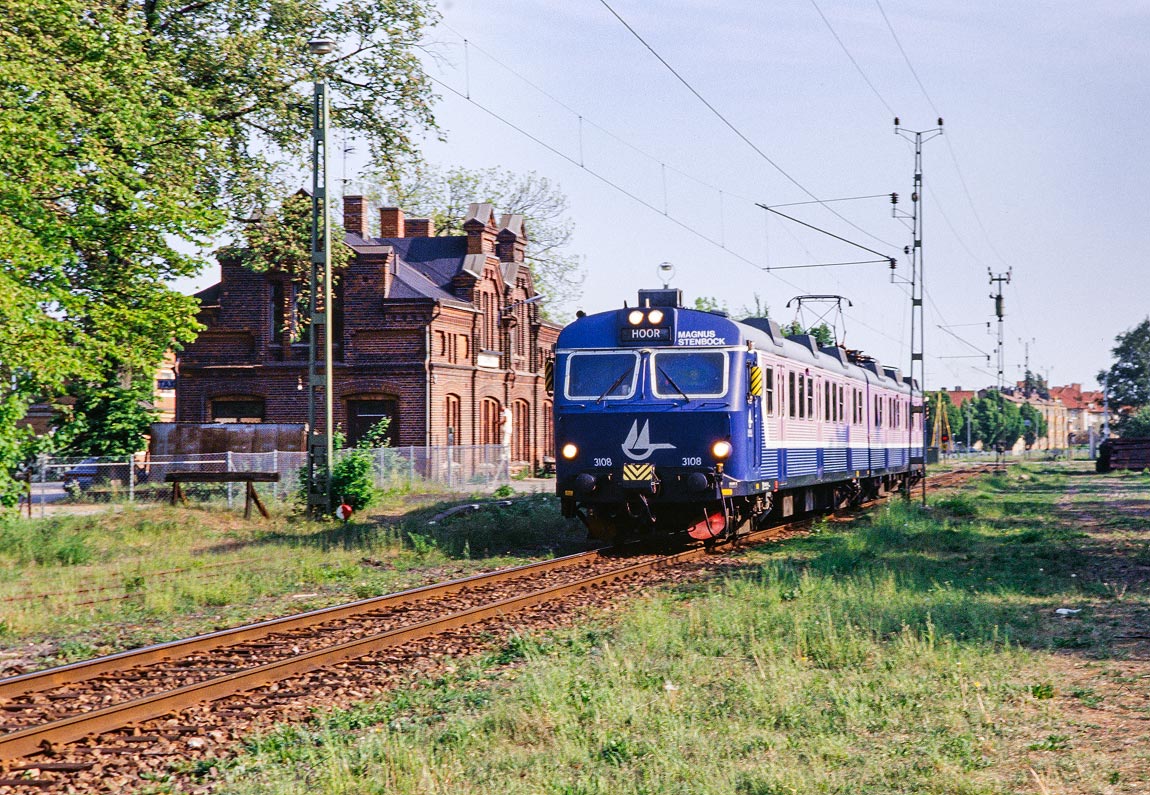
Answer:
0, 468, 985, 763
0, 542, 715, 762
0, 547, 611, 701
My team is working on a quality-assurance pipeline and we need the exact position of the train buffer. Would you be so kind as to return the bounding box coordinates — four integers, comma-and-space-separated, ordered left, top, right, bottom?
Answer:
164, 471, 279, 518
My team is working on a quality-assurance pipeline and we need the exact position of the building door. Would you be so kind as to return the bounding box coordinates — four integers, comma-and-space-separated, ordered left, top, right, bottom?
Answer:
348, 399, 398, 446
513, 399, 531, 461
480, 398, 501, 445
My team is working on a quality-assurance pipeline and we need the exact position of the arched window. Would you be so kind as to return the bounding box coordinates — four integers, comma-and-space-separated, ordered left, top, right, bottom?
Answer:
480, 398, 501, 445
346, 396, 398, 446
542, 400, 554, 457
445, 394, 461, 445
512, 399, 531, 461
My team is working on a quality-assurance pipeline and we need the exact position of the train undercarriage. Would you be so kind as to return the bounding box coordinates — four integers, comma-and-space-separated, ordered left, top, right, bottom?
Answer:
562, 468, 923, 547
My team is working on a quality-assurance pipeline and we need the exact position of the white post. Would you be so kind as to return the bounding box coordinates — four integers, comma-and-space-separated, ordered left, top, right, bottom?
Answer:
226, 450, 234, 509
127, 454, 135, 503
39, 454, 47, 519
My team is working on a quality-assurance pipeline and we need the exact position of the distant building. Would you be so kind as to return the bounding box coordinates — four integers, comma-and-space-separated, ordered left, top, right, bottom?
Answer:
1048, 383, 1109, 443
175, 196, 560, 469
1001, 389, 1068, 451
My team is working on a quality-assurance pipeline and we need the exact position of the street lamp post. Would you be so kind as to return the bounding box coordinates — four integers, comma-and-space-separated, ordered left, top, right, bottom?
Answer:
306, 35, 335, 517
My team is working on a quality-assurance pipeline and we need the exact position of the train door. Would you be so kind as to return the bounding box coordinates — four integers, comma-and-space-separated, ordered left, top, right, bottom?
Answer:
746, 352, 762, 474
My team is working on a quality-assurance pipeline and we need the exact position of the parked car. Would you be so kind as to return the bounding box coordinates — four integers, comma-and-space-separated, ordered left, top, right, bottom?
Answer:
62, 458, 102, 494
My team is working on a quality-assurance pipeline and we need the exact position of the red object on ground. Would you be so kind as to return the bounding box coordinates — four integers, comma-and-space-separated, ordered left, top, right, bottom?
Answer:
336, 503, 353, 521
687, 510, 725, 540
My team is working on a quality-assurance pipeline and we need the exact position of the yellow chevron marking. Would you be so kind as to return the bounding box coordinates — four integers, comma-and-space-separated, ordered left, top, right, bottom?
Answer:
623, 463, 655, 482
748, 365, 763, 396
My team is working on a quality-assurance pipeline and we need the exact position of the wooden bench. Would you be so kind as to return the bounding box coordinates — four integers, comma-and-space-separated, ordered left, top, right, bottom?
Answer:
164, 471, 280, 518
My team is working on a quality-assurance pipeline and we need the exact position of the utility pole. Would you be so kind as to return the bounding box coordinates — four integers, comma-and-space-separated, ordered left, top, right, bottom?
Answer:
306, 35, 336, 517
988, 269, 1011, 393
988, 268, 1011, 470
894, 117, 943, 505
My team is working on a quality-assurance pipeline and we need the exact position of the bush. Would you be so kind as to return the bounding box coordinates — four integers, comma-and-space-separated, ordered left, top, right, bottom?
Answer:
331, 448, 376, 510
297, 419, 391, 515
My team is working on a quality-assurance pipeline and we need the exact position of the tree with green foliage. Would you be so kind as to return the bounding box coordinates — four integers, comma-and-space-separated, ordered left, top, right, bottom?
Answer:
0, 0, 438, 503
1019, 403, 1048, 449
693, 296, 728, 314
1099, 318, 1150, 410
967, 390, 1024, 450
736, 294, 770, 319
232, 191, 355, 342
375, 165, 584, 319
1020, 369, 1050, 400
52, 376, 158, 458
1119, 406, 1150, 439
781, 322, 835, 347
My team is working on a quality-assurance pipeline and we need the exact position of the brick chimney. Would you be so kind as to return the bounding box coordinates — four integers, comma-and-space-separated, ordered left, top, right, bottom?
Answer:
463, 203, 496, 255
343, 195, 369, 238
405, 217, 434, 237
380, 207, 405, 238
496, 214, 526, 263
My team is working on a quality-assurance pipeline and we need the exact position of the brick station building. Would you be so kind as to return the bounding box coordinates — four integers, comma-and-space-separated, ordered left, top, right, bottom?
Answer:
176, 196, 561, 469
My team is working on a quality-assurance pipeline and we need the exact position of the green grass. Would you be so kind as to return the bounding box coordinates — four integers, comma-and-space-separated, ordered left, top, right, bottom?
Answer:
0, 490, 585, 668
205, 462, 1148, 794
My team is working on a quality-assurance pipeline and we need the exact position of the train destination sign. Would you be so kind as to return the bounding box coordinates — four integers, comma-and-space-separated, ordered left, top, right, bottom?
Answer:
620, 326, 671, 343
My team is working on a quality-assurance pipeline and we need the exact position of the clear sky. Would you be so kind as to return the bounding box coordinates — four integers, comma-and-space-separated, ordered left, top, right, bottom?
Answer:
179, 0, 1150, 391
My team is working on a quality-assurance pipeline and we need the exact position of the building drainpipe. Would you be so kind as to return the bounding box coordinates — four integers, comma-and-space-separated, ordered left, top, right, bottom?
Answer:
425, 303, 441, 446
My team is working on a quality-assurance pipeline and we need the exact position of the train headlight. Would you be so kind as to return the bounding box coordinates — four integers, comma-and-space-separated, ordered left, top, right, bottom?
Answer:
711, 440, 732, 459
648, 309, 665, 324
627, 310, 644, 325
561, 443, 579, 460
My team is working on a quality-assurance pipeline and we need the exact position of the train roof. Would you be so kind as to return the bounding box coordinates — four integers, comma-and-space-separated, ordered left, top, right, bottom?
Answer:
558, 291, 916, 395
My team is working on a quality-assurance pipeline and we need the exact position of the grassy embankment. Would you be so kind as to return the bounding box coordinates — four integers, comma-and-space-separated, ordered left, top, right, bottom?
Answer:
0, 490, 585, 669
203, 463, 1150, 794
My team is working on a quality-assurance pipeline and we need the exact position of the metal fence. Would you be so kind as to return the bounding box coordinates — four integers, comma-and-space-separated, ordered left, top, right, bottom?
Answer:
18, 445, 516, 515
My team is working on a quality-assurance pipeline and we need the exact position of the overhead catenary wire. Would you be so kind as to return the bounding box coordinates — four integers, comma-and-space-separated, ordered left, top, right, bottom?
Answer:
815, 0, 1023, 388
423, 73, 791, 284
809, 0, 898, 117
439, 25, 759, 205
596, 0, 900, 251
875, 1, 1020, 279
427, 20, 937, 361
424, 70, 912, 352
439, 22, 897, 285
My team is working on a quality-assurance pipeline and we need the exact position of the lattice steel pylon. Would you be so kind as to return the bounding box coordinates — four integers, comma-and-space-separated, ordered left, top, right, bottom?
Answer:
894, 118, 943, 504
306, 37, 336, 517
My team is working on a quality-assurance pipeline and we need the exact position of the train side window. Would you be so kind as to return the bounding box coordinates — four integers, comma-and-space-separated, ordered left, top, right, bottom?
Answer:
765, 367, 775, 415
796, 373, 804, 419
806, 376, 814, 419
824, 381, 830, 421
839, 385, 845, 423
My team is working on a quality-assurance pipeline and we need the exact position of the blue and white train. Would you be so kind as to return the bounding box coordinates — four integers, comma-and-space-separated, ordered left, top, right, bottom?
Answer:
552, 288, 924, 542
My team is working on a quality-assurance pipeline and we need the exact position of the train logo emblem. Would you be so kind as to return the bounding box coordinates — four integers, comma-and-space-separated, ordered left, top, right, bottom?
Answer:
622, 420, 676, 461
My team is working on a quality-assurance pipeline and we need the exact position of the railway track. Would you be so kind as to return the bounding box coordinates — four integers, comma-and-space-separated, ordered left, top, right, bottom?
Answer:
0, 466, 988, 787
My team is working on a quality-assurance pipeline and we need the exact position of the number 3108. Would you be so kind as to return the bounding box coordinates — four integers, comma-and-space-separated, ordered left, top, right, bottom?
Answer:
593, 457, 612, 467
